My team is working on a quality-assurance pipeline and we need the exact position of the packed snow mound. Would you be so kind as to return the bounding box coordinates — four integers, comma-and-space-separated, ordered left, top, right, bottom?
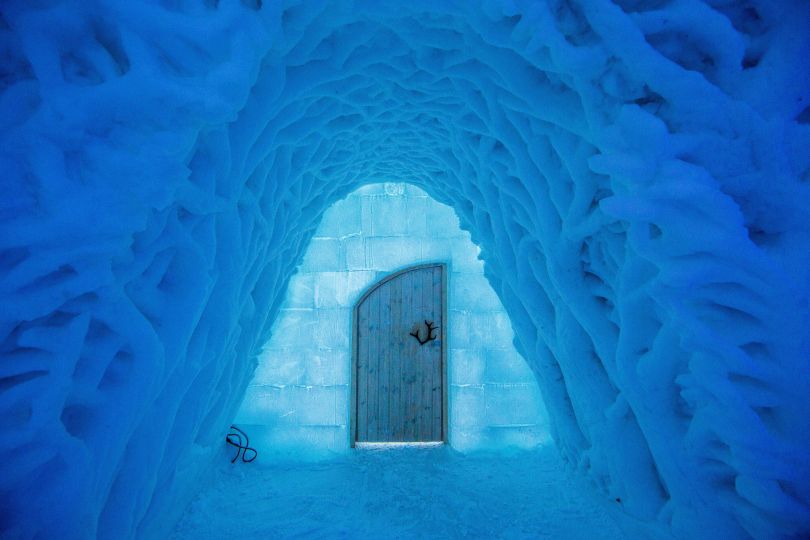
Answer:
1, 1, 809, 539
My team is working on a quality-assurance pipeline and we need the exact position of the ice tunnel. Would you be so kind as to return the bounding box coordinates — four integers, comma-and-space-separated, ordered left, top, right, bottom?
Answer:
1, 1, 809, 539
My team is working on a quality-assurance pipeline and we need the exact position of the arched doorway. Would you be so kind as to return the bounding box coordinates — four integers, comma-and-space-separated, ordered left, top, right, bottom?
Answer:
351, 263, 447, 445
233, 183, 549, 457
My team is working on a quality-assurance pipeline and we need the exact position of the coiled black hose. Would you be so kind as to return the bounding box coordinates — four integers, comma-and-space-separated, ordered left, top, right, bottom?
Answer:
226, 425, 257, 463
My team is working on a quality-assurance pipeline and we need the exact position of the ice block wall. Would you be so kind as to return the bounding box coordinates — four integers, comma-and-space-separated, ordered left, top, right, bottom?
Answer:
234, 182, 550, 456
1, 1, 809, 539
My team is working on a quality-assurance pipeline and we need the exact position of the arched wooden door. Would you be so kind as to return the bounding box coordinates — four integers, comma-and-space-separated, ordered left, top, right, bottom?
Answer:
351, 264, 447, 444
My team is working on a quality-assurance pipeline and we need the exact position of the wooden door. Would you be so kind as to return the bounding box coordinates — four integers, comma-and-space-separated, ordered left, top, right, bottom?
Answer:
352, 264, 446, 444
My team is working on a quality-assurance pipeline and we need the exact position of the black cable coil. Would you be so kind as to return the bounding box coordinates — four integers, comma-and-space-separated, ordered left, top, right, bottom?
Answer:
226, 425, 257, 463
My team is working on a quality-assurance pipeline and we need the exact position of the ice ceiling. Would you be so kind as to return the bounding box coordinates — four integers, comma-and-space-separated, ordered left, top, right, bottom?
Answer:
1, 0, 809, 538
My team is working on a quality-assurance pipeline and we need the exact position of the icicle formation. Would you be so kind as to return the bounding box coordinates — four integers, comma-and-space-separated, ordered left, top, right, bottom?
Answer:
0, 1, 808, 538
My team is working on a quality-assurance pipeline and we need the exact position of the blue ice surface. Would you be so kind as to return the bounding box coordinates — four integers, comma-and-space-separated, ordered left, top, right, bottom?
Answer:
0, 0, 809, 539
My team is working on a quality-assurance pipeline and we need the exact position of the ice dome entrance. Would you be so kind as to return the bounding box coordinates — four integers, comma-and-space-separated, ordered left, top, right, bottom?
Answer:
234, 183, 550, 457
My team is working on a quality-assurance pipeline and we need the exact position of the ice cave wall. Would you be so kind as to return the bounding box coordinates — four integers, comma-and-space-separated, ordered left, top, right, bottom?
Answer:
1, 1, 809, 539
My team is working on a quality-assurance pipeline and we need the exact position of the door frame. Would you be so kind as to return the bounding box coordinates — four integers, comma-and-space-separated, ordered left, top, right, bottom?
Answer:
350, 262, 448, 447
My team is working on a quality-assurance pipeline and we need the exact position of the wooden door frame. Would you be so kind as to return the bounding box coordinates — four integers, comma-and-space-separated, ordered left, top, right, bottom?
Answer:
350, 262, 448, 447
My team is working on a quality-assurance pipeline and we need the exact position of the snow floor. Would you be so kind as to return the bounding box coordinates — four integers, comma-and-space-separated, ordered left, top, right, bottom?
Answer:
171, 444, 669, 539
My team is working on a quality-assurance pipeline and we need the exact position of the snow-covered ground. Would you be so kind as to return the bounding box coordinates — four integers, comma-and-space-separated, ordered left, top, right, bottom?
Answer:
172, 445, 668, 539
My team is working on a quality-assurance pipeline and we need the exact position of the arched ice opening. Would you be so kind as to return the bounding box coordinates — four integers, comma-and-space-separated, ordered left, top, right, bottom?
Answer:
235, 182, 550, 456
1, 1, 809, 539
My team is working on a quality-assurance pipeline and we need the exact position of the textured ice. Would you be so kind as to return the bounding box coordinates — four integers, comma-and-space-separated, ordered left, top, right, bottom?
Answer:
1, 0, 809, 539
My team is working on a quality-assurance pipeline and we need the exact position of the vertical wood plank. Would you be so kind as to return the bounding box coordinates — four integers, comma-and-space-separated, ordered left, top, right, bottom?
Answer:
389, 272, 402, 441
367, 287, 379, 441
402, 268, 414, 441
427, 265, 433, 442
408, 270, 425, 441
378, 280, 391, 441
432, 266, 443, 441
415, 267, 426, 441
397, 272, 413, 441
414, 268, 423, 441
402, 268, 412, 441
441, 264, 448, 442
351, 304, 357, 447
428, 267, 436, 441
357, 301, 368, 442
421, 267, 430, 442
425, 267, 435, 441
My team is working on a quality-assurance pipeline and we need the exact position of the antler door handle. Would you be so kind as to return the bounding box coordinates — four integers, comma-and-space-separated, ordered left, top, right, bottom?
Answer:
409, 320, 438, 345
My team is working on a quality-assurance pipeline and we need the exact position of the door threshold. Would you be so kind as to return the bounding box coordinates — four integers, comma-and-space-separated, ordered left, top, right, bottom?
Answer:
354, 442, 444, 449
